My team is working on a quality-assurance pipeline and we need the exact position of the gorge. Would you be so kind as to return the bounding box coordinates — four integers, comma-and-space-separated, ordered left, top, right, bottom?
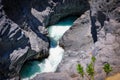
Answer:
0, 0, 120, 80
20, 17, 77, 80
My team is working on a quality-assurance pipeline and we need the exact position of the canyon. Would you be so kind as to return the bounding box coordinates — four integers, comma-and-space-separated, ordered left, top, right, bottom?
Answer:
0, 0, 120, 80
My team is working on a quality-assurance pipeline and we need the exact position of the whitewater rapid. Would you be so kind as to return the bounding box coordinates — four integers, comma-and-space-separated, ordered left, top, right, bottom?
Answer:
20, 17, 76, 80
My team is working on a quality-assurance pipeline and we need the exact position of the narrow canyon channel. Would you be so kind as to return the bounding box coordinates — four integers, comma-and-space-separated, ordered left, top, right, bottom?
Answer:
20, 17, 77, 80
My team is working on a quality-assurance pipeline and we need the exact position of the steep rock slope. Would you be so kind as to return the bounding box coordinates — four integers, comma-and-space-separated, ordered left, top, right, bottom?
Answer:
90, 0, 120, 79
58, 0, 120, 80
0, 0, 49, 79
0, 0, 90, 79
56, 10, 93, 77
31, 10, 93, 80
29, 0, 120, 80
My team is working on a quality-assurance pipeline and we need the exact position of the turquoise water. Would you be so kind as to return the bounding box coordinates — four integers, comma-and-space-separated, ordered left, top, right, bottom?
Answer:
20, 17, 77, 80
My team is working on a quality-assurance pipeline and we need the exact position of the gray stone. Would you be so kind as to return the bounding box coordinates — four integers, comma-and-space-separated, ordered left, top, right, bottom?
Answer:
58, 10, 93, 76
31, 72, 81, 80
1, 0, 120, 80
90, 0, 120, 79
0, 0, 49, 79
59, 10, 93, 51
57, 0, 120, 80
0, 0, 90, 79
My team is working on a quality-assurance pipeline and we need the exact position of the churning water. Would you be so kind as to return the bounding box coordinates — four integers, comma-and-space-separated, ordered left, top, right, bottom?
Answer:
20, 17, 77, 80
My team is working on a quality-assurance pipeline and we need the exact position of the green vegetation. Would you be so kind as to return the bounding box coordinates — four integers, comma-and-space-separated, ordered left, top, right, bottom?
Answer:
86, 63, 95, 80
86, 56, 96, 80
91, 56, 96, 63
76, 56, 112, 80
77, 56, 96, 80
103, 63, 112, 75
77, 64, 84, 77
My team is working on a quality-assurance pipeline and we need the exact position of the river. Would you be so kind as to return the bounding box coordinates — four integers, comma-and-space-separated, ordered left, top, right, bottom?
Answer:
20, 17, 77, 80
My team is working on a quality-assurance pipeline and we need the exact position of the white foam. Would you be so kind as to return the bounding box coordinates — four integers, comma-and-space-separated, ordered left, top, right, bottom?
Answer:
21, 18, 74, 80
48, 25, 71, 41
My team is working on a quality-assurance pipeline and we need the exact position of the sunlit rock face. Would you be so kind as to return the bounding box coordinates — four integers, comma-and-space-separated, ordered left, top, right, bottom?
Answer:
58, 0, 120, 80
90, 0, 120, 79
58, 10, 93, 78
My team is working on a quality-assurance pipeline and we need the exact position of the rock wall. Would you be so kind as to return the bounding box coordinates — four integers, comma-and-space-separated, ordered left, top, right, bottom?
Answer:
2, 0, 89, 28
58, 10, 93, 76
0, 0, 49, 79
1, 0, 120, 80
48, 0, 90, 25
90, 0, 120, 79
0, 0, 90, 79
58, 0, 120, 80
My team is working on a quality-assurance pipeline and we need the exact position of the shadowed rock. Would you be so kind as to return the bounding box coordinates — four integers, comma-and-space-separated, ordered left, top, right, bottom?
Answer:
0, 0, 90, 79
1, 0, 120, 80
0, 0, 49, 79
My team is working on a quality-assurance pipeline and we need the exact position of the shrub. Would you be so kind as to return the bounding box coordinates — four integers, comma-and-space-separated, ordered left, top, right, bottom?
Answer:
77, 56, 96, 80
77, 56, 112, 80
77, 64, 84, 77
86, 63, 95, 80
103, 63, 112, 75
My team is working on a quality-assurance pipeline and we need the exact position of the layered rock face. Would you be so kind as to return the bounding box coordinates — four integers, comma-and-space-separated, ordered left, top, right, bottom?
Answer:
1, 0, 120, 80
0, 0, 90, 79
0, 0, 49, 79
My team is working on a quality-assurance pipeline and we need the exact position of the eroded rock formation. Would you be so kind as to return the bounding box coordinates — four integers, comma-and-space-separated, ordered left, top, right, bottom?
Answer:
32, 0, 120, 80
91, 0, 120, 79
0, 0, 50, 79
0, 0, 90, 79
58, 0, 120, 80
58, 10, 93, 77
0, 0, 120, 80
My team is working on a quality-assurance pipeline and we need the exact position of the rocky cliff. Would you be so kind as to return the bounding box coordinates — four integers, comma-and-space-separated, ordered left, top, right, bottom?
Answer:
0, 0, 120, 80
90, 0, 120, 79
0, 0, 89, 79
0, 0, 50, 79
58, 0, 120, 80
32, 0, 120, 80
